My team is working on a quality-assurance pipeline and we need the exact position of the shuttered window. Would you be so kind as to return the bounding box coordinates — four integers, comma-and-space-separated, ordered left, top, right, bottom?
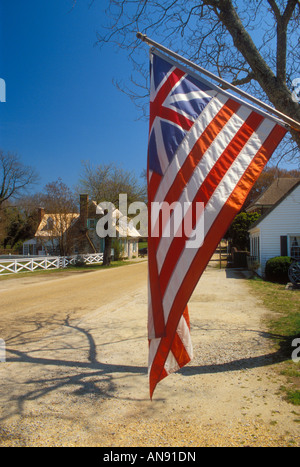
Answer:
280, 236, 288, 256
290, 236, 300, 259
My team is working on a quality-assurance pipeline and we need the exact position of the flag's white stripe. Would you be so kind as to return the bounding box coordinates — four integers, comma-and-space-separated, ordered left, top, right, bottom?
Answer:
163, 89, 216, 122
167, 90, 212, 105
155, 105, 253, 271
148, 315, 193, 374
151, 96, 229, 235
176, 315, 193, 359
161, 118, 276, 324
164, 351, 180, 374
153, 94, 229, 206
158, 116, 191, 134
153, 120, 170, 174
150, 63, 177, 103
148, 337, 161, 373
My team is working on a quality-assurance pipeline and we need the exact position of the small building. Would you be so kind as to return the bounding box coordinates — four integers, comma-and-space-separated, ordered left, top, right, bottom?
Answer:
246, 178, 300, 215
248, 179, 300, 276
23, 208, 80, 256
23, 194, 140, 259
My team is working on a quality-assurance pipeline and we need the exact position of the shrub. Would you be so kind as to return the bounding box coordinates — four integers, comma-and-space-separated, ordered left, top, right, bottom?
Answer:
226, 211, 261, 250
265, 256, 292, 283
112, 239, 124, 261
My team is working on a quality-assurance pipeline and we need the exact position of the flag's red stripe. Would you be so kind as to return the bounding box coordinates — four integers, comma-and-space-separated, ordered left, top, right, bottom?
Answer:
170, 325, 191, 366
149, 124, 287, 398
148, 170, 166, 337
149, 332, 191, 400
166, 124, 286, 327
158, 111, 264, 296
149, 98, 240, 238
150, 68, 185, 130
149, 361, 168, 399
158, 106, 194, 131
147, 67, 187, 336
148, 171, 162, 201
163, 99, 241, 205
148, 240, 166, 337
149, 305, 190, 399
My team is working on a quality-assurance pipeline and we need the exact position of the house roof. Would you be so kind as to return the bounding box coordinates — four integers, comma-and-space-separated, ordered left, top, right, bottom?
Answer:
114, 212, 141, 238
249, 179, 300, 231
246, 178, 300, 212
35, 208, 141, 239
102, 208, 141, 238
35, 213, 80, 237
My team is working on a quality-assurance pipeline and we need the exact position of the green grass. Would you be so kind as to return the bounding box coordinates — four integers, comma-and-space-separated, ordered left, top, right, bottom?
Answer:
285, 389, 300, 406
248, 276, 300, 405
248, 277, 300, 337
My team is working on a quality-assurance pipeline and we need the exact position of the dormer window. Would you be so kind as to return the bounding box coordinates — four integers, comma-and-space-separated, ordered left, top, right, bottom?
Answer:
87, 218, 96, 229
42, 217, 54, 231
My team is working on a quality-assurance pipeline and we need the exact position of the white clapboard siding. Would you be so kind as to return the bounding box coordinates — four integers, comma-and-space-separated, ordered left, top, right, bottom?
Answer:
250, 184, 300, 275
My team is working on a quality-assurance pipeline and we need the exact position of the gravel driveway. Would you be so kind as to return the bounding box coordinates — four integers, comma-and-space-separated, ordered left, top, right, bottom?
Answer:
0, 261, 299, 447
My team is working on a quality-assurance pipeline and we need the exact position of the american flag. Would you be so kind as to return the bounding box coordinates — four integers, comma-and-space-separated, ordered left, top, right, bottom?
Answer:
147, 50, 287, 398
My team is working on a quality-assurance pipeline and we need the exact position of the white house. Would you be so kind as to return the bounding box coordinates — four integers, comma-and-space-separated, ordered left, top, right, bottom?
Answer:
248, 179, 300, 276
23, 195, 141, 259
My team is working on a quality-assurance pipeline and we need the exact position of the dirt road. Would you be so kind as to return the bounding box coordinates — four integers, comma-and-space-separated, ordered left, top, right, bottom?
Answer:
0, 261, 299, 447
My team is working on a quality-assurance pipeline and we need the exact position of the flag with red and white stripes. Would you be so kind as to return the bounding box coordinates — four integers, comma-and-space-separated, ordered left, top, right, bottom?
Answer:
147, 50, 287, 398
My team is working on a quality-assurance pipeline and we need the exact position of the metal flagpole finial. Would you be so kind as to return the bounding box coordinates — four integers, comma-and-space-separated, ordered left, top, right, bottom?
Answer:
136, 32, 147, 41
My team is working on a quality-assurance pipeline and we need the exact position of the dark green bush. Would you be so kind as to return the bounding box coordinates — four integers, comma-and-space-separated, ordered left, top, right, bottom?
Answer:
265, 256, 292, 283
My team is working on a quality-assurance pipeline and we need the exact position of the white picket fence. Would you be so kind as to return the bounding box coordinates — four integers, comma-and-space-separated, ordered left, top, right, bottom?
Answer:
0, 253, 104, 276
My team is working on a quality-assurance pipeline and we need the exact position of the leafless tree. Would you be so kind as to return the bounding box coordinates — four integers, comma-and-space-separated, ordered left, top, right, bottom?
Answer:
0, 150, 39, 208
75, 0, 300, 162
38, 179, 79, 256
77, 161, 146, 265
244, 165, 300, 208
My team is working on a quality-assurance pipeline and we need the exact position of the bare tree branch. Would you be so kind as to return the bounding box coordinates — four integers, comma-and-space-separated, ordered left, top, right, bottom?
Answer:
83, 0, 300, 161
0, 151, 39, 208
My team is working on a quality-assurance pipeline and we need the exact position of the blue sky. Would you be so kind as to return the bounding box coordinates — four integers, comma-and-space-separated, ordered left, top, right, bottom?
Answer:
0, 1, 298, 198
0, 0, 149, 193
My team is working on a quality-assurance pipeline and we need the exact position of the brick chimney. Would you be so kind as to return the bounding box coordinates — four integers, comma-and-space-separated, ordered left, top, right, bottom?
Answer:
37, 207, 45, 225
79, 194, 89, 230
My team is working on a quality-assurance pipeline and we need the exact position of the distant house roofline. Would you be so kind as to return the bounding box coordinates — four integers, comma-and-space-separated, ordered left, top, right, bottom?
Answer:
246, 178, 300, 213
35, 213, 80, 237
249, 179, 300, 231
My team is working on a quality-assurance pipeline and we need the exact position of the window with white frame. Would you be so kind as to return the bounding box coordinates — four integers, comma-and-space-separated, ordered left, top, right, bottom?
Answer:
87, 218, 96, 229
250, 235, 260, 259
290, 236, 300, 259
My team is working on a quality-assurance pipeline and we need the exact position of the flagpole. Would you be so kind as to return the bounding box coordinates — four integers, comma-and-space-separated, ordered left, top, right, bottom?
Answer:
136, 32, 300, 131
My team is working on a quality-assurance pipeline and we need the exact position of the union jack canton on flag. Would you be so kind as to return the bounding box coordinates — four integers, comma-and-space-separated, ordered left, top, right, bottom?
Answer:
147, 50, 287, 399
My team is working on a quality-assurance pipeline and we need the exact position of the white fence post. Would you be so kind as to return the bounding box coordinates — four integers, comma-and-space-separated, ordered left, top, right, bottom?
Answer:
0, 253, 104, 276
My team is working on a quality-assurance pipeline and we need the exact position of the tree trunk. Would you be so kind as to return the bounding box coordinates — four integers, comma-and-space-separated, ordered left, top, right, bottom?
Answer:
103, 236, 112, 266
214, 0, 300, 149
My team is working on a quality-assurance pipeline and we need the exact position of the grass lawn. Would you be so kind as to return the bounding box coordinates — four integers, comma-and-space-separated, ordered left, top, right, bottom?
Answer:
248, 276, 300, 406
